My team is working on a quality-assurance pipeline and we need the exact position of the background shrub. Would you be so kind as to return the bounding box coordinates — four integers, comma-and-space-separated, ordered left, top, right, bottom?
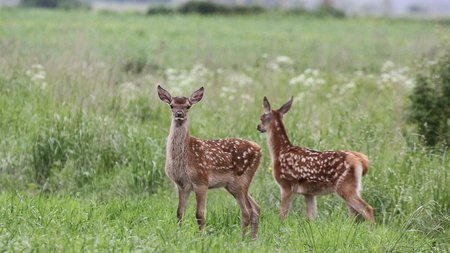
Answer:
409, 51, 450, 148
148, 1, 263, 15
287, 5, 345, 18
146, 5, 175, 15
148, 1, 342, 17
21, 0, 88, 9
315, 5, 346, 18
178, 1, 230, 15
229, 5, 264, 15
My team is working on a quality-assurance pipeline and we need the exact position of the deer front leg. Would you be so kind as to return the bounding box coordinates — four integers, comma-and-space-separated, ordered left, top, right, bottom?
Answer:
194, 185, 208, 231
304, 194, 317, 219
280, 186, 294, 220
177, 187, 191, 226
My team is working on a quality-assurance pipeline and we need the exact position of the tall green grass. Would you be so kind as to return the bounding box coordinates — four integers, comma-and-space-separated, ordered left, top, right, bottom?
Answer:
0, 9, 449, 252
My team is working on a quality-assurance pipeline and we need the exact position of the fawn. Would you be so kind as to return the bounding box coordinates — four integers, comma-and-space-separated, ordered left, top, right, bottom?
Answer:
257, 96, 375, 224
157, 85, 262, 239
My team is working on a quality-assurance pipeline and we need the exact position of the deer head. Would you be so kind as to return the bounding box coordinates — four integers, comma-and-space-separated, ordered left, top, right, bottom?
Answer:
257, 96, 293, 133
157, 85, 204, 123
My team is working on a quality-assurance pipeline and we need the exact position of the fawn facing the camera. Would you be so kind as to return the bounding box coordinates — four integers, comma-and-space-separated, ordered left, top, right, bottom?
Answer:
157, 85, 262, 239
257, 96, 375, 224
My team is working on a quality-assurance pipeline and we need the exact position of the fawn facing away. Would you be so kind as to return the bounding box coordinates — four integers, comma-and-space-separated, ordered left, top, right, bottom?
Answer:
157, 85, 262, 239
257, 96, 375, 224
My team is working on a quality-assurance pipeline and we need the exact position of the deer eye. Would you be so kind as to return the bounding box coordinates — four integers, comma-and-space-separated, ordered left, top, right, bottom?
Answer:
186, 106, 191, 109
170, 105, 173, 109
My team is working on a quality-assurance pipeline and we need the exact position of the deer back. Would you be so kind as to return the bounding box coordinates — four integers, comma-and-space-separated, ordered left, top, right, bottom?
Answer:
277, 147, 351, 184
189, 137, 262, 177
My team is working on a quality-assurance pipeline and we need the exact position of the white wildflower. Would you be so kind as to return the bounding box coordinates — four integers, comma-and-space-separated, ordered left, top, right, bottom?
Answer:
220, 86, 237, 94
190, 64, 209, 79
26, 64, 47, 89
343, 81, 355, 90
165, 68, 178, 78
267, 62, 281, 72
164, 64, 211, 91
354, 70, 365, 77
240, 94, 254, 103
381, 61, 395, 72
312, 69, 319, 77
219, 86, 237, 100
378, 61, 414, 89
276, 55, 294, 65
229, 72, 253, 86
295, 92, 305, 102
289, 68, 325, 87
267, 55, 295, 71
289, 74, 305, 85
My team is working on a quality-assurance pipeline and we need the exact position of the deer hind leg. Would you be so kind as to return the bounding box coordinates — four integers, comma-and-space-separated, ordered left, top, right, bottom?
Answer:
344, 194, 375, 224
194, 185, 208, 231
347, 205, 359, 217
336, 165, 375, 225
280, 186, 295, 220
247, 194, 260, 240
177, 187, 191, 226
304, 194, 317, 219
245, 155, 261, 240
226, 185, 252, 239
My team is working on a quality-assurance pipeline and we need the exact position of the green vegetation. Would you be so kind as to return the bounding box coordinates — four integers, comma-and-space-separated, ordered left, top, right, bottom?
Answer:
409, 51, 450, 147
0, 8, 449, 252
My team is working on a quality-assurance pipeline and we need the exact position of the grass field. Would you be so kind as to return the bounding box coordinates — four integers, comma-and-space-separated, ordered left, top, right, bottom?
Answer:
0, 8, 449, 252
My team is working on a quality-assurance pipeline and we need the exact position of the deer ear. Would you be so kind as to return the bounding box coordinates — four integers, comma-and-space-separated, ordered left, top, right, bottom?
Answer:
278, 96, 293, 115
263, 96, 271, 113
190, 87, 204, 104
157, 85, 172, 104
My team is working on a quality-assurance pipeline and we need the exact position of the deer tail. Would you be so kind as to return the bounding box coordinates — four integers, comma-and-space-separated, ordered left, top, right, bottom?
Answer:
346, 151, 369, 176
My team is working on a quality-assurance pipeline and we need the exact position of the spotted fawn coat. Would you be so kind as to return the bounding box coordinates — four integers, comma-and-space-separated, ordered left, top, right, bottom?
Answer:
158, 86, 262, 239
257, 96, 375, 224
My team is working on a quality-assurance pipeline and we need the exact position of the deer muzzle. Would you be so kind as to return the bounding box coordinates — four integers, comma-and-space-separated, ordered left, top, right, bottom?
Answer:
257, 124, 266, 133
174, 111, 185, 121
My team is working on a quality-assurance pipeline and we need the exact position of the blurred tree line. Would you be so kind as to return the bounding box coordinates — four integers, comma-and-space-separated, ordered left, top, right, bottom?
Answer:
21, 0, 87, 9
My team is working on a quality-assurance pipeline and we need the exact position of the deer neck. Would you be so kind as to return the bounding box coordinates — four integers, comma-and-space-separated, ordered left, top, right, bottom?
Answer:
167, 119, 190, 170
267, 117, 291, 162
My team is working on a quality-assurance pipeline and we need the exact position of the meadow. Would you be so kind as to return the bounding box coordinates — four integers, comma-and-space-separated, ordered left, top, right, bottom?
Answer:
0, 8, 449, 252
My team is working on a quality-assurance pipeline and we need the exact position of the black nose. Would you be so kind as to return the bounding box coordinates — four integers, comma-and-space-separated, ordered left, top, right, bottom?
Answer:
257, 125, 265, 133
175, 111, 183, 118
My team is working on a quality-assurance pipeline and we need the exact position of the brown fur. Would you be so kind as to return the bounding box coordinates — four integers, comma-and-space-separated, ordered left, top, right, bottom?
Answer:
158, 86, 262, 240
346, 151, 369, 176
258, 97, 375, 224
